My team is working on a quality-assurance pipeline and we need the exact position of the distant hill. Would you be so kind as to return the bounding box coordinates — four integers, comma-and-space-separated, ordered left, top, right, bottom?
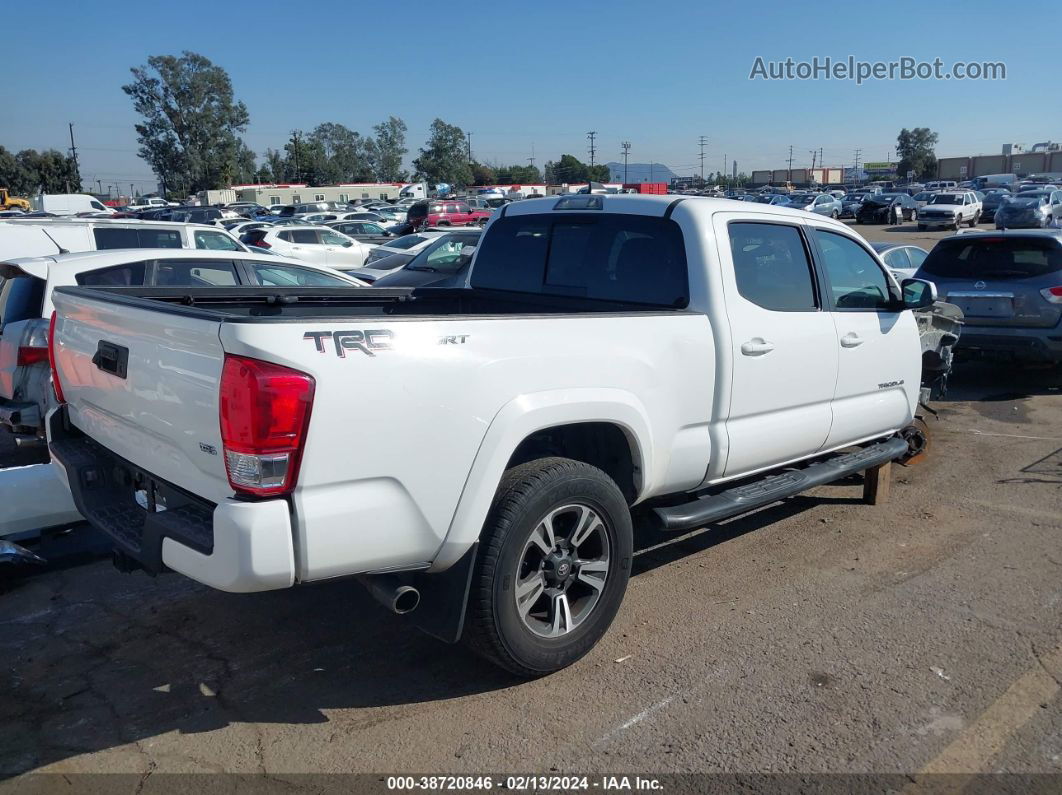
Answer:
604, 161, 678, 183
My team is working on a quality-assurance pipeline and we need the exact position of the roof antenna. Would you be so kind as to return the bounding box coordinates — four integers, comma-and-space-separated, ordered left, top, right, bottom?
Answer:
40, 229, 69, 254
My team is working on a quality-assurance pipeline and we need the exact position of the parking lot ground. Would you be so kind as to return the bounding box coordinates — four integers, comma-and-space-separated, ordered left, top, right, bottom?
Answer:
2, 360, 1059, 781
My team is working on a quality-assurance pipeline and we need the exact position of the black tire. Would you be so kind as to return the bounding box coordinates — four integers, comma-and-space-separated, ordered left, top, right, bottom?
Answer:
968, 212, 979, 228
831, 210, 839, 220
463, 457, 633, 677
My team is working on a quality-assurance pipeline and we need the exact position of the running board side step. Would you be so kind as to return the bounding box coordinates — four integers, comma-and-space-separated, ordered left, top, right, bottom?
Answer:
650, 437, 908, 532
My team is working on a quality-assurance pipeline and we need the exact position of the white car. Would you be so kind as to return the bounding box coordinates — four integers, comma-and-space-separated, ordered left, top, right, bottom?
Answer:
224, 220, 274, 239
50, 196, 945, 675
0, 218, 249, 260
360, 230, 448, 268
248, 225, 378, 269
916, 191, 982, 231
125, 197, 176, 212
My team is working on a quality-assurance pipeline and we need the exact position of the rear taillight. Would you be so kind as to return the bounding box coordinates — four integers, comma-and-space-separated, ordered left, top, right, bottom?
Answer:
219, 355, 315, 497
17, 346, 48, 366
1041, 286, 1062, 304
48, 311, 65, 404
255, 239, 271, 248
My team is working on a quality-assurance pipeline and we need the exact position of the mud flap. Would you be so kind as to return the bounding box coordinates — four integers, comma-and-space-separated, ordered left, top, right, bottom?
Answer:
408, 541, 479, 644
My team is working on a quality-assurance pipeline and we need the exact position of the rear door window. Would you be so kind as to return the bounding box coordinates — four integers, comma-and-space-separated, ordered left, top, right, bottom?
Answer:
93, 227, 183, 249
291, 230, 320, 244
882, 248, 911, 269
0, 275, 46, 330
471, 213, 688, 307
76, 263, 147, 287
250, 263, 353, 287
153, 259, 239, 286
728, 223, 818, 311
919, 238, 1062, 280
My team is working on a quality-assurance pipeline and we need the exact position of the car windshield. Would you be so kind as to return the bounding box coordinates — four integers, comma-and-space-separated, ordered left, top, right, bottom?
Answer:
913, 192, 934, 201
929, 194, 962, 205
383, 234, 427, 250
1007, 197, 1043, 207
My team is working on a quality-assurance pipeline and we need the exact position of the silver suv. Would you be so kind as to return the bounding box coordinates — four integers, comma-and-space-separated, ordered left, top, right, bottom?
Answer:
915, 230, 1062, 363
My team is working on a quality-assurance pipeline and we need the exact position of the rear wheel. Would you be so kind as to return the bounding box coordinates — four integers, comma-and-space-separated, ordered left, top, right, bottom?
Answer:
831, 210, 839, 220
463, 458, 633, 677
968, 212, 979, 228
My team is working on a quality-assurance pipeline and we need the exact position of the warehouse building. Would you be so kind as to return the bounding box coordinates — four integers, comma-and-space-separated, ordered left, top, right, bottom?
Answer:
231, 183, 407, 205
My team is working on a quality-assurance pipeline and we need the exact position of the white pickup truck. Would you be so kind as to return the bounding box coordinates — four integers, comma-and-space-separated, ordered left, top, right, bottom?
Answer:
48, 195, 939, 676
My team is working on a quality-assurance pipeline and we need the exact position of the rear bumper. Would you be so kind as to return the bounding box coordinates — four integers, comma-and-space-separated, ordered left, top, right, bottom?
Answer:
48, 409, 295, 592
958, 326, 1062, 362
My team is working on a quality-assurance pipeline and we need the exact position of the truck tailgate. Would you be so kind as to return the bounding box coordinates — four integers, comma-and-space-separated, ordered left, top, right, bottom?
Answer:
50, 290, 232, 504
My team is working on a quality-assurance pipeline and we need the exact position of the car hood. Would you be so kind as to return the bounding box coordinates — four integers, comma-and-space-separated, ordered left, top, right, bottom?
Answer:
921, 204, 963, 212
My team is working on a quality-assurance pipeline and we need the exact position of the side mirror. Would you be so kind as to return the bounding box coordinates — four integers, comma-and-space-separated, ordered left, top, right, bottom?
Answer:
901, 278, 936, 310
342, 241, 353, 248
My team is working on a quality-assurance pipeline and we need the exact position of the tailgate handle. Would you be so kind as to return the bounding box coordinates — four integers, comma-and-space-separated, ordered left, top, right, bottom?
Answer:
92, 341, 128, 379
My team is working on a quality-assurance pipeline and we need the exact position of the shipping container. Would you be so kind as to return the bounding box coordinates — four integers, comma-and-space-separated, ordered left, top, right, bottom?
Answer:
622, 183, 667, 194
1049, 152, 1062, 173
772, 169, 790, 184
751, 170, 772, 186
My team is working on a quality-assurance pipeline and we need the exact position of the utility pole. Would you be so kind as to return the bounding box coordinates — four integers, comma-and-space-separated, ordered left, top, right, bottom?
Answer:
130, 183, 135, 200
528, 143, 535, 170
96, 178, 102, 195
698, 136, 708, 186
854, 148, 863, 185
787, 145, 794, 182
467, 131, 473, 164
621, 141, 631, 184
290, 131, 302, 183
810, 150, 817, 171
586, 131, 597, 182
68, 122, 80, 190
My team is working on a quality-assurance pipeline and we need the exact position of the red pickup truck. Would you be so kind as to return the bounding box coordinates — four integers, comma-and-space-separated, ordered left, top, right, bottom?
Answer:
407, 200, 491, 230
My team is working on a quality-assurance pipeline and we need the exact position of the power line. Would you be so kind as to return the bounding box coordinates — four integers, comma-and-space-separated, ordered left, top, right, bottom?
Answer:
787, 145, 794, 182
586, 131, 597, 175
621, 141, 631, 184
67, 123, 80, 191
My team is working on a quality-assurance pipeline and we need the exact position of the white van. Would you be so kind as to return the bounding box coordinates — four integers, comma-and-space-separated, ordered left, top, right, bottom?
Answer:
0, 219, 247, 261
30, 194, 115, 216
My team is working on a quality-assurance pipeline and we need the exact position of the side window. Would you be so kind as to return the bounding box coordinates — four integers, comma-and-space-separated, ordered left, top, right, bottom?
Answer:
93, 227, 140, 249
320, 230, 349, 245
251, 264, 351, 287
906, 248, 928, 268
728, 223, 817, 311
278, 231, 293, 242
76, 262, 147, 287
90, 200, 107, 211
291, 229, 320, 244
153, 260, 238, 287
139, 229, 182, 248
813, 230, 895, 311
882, 248, 911, 269
194, 230, 241, 251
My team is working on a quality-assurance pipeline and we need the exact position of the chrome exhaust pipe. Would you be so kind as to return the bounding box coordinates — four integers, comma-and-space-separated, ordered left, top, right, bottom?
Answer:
359, 574, 420, 615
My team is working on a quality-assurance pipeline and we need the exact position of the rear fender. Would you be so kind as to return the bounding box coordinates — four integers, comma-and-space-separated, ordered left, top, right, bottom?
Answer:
429, 388, 652, 571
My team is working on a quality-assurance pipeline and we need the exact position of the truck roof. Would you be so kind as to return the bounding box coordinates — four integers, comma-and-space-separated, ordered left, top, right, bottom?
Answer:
502, 193, 846, 225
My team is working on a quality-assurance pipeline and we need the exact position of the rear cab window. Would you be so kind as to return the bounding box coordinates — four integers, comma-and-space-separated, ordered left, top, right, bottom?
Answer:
76, 263, 147, 287
471, 212, 689, 307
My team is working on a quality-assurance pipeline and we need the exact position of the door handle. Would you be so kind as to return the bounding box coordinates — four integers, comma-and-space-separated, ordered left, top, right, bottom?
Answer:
740, 338, 775, 356
840, 333, 864, 348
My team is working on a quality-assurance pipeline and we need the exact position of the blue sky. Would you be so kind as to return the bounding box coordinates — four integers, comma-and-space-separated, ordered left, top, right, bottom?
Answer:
2, 1, 1058, 190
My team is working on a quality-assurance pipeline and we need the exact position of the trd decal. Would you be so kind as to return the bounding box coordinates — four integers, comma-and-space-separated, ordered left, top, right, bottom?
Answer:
304, 330, 394, 357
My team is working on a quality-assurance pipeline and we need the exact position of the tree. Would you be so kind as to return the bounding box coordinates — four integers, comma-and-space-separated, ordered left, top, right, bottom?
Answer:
412, 119, 472, 187
544, 154, 608, 185
895, 127, 939, 181
0, 146, 80, 194
373, 116, 408, 182
471, 162, 496, 185
495, 164, 542, 185
306, 122, 376, 183
122, 51, 251, 193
